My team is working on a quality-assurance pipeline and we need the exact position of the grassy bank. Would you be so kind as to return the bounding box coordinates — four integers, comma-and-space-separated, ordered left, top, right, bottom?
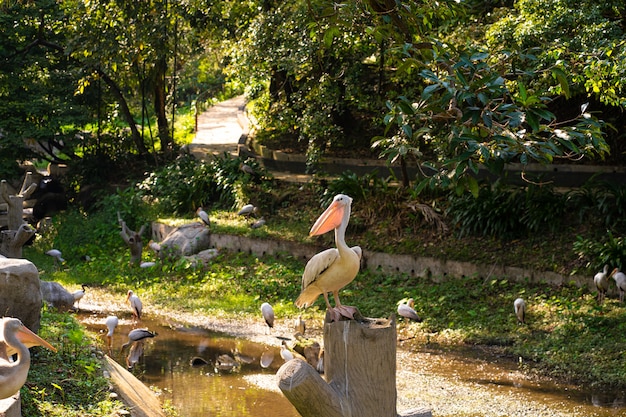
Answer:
24, 215, 626, 395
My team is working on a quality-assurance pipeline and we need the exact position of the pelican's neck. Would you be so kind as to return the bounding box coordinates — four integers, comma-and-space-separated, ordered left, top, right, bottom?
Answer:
334, 204, 351, 253
3, 330, 30, 368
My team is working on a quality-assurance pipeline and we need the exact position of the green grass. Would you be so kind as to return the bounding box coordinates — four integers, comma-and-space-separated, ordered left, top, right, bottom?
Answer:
17, 187, 626, 414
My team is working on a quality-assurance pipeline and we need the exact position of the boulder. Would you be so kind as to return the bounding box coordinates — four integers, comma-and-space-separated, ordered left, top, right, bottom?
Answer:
39, 281, 75, 311
159, 223, 211, 259
0, 258, 42, 332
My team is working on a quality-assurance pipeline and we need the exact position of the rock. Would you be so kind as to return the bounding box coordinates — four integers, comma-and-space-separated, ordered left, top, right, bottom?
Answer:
39, 281, 75, 311
159, 223, 211, 259
0, 258, 42, 332
183, 248, 219, 267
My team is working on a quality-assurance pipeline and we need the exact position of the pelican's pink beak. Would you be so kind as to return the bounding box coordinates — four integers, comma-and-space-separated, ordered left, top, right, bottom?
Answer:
309, 200, 344, 236
611, 268, 619, 277
15, 325, 57, 353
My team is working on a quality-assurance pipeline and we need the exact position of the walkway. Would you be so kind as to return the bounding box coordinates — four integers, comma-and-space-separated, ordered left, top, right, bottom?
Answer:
190, 95, 247, 160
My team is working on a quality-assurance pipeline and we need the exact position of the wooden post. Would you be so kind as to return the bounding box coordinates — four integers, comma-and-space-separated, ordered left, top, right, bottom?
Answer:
278, 314, 431, 417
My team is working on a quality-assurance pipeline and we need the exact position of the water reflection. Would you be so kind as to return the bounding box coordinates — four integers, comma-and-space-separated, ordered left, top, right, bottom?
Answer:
80, 313, 299, 417
79, 311, 626, 417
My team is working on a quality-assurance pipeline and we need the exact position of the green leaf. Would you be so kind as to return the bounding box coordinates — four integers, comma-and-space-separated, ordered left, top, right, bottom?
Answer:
552, 67, 571, 99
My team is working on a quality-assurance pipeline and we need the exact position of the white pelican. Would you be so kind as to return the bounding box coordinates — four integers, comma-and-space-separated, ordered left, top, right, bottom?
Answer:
0, 318, 57, 400
397, 298, 422, 322
126, 290, 143, 320
120, 328, 156, 352
295, 194, 361, 321
72, 284, 87, 309
105, 315, 119, 355
261, 302, 274, 334
611, 268, 626, 303
594, 265, 612, 304
196, 207, 210, 227
280, 341, 294, 362
238, 204, 257, 217
514, 298, 526, 324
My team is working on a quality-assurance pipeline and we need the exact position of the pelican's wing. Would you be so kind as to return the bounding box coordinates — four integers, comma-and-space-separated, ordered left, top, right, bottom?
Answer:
301, 248, 339, 290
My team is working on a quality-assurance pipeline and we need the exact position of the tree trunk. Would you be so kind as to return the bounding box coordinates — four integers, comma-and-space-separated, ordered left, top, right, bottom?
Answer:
153, 57, 171, 155
278, 315, 432, 417
97, 69, 148, 155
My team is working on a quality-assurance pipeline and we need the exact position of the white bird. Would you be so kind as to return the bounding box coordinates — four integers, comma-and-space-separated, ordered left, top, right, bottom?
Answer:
196, 207, 210, 227
280, 341, 294, 362
238, 204, 257, 217
120, 328, 157, 352
0, 318, 57, 400
514, 298, 526, 324
294, 315, 306, 335
397, 298, 422, 322
72, 284, 87, 309
126, 290, 143, 320
295, 194, 361, 322
46, 249, 64, 265
105, 315, 119, 355
261, 302, 274, 334
148, 240, 161, 254
250, 217, 266, 229
611, 268, 626, 303
594, 265, 611, 304
139, 261, 156, 268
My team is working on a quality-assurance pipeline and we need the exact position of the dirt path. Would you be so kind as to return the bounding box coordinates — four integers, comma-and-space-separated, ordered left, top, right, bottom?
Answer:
79, 287, 608, 417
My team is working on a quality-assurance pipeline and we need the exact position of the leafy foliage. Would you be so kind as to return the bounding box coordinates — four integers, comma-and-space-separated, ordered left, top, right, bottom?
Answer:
137, 153, 272, 215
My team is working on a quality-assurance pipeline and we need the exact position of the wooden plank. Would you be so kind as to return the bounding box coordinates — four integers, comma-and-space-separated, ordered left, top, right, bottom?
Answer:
103, 355, 166, 417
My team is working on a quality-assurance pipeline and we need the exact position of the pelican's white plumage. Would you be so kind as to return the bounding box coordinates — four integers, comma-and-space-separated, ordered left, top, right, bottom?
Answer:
46, 249, 64, 263
295, 194, 361, 321
0, 318, 56, 399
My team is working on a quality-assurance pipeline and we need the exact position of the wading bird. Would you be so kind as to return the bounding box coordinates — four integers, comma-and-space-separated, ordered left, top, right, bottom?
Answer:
46, 249, 64, 267
126, 290, 143, 320
237, 204, 257, 217
0, 318, 57, 400
72, 284, 88, 309
295, 194, 361, 322
280, 341, 294, 362
261, 302, 274, 334
196, 207, 210, 227
611, 268, 626, 303
594, 265, 611, 304
250, 217, 266, 229
105, 315, 119, 355
120, 328, 157, 353
397, 298, 422, 322
514, 298, 526, 324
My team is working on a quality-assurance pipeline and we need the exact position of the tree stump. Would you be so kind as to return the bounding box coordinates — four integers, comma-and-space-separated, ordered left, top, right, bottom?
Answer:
278, 314, 431, 417
0, 176, 37, 258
